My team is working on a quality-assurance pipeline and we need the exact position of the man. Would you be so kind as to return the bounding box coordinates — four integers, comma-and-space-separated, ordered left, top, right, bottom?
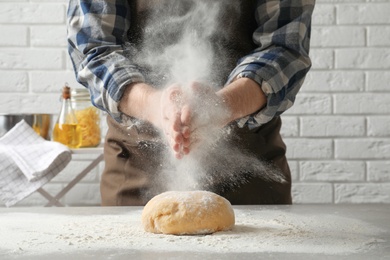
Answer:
67, 0, 315, 205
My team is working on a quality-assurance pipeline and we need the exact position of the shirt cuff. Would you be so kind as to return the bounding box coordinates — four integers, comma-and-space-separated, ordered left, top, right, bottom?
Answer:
232, 71, 273, 129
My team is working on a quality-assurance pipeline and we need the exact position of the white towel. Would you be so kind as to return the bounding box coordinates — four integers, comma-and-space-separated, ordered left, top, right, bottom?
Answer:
0, 120, 71, 207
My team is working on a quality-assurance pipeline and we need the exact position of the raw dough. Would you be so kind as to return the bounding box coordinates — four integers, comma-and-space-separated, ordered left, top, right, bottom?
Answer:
142, 190, 235, 235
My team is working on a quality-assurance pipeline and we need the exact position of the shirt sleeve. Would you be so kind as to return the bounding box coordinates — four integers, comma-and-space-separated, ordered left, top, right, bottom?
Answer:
67, 0, 144, 122
227, 0, 315, 129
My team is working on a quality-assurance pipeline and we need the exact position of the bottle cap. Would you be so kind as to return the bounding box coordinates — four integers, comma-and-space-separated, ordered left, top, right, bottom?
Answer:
62, 85, 71, 99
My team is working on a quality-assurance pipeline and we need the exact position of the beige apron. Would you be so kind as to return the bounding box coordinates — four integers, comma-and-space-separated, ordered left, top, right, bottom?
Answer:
101, 116, 292, 205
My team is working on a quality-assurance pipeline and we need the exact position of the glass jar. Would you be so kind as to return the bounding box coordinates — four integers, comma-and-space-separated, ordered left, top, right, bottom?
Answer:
71, 88, 101, 147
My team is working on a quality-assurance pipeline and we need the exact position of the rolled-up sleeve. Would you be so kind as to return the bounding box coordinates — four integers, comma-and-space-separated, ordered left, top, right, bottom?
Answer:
67, 0, 145, 122
228, 0, 315, 128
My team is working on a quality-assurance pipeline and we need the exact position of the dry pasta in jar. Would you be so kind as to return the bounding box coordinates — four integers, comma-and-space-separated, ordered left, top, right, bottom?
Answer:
71, 88, 101, 147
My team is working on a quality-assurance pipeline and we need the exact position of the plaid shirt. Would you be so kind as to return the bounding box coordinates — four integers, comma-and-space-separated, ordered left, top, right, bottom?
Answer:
67, 0, 315, 128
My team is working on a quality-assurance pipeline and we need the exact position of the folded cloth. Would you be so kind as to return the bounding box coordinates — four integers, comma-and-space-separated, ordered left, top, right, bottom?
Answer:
0, 120, 71, 207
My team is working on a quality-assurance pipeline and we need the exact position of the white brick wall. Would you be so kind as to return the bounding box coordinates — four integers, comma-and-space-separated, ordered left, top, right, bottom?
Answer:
283, 0, 390, 204
0, 0, 389, 206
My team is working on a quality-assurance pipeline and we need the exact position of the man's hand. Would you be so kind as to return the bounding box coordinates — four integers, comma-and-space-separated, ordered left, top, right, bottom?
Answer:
119, 77, 267, 159
154, 81, 232, 159
119, 82, 193, 158
159, 84, 191, 159
181, 81, 231, 153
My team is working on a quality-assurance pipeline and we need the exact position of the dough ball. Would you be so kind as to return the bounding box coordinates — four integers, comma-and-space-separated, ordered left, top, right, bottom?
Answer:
142, 190, 235, 235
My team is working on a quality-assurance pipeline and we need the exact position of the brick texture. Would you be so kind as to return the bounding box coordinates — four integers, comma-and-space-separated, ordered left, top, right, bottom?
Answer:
286, 0, 390, 204
1, 0, 389, 206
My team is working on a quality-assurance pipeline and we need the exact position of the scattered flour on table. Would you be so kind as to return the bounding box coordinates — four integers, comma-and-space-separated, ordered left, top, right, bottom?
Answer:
0, 209, 386, 257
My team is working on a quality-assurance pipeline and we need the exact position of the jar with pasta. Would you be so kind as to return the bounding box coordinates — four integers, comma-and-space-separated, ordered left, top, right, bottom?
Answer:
71, 87, 101, 147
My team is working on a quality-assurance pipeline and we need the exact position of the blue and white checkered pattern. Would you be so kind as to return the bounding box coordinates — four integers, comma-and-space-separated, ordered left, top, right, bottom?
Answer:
67, 0, 314, 128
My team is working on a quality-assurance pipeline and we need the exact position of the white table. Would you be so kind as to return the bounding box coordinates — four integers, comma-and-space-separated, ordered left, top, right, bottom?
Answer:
37, 146, 104, 207
0, 205, 389, 259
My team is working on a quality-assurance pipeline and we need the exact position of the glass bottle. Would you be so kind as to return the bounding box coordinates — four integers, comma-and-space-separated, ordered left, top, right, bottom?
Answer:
71, 88, 101, 147
52, 85, 81, 148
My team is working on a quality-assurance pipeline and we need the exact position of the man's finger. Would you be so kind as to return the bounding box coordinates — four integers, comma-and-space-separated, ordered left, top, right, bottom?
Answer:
181, 104, 191, 126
